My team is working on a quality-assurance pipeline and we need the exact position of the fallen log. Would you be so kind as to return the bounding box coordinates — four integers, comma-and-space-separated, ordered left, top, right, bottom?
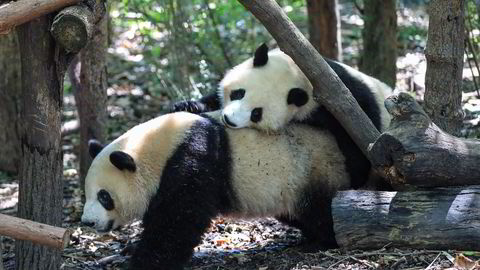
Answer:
0, 0, 81, 34
0, 213, 71, 250
368, 92, 480, 189
332, 186, 480, 251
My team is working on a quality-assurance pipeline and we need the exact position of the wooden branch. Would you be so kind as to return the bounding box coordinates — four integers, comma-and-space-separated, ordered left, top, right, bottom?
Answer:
368, 93, 480, 189
51, 4, 94, 53
0, 0, 82, 34
237, 0, 380, 157
0, 213, 71, 250
333, 186, 480, 251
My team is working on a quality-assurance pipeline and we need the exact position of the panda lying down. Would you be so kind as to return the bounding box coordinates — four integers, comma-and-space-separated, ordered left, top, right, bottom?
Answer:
81, 111, 365, 270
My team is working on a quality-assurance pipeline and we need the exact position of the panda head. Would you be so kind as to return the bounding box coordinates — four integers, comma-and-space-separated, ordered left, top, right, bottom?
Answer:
219, 43, 316, 131
80, 140, 141, 232
81, 113, 201, 232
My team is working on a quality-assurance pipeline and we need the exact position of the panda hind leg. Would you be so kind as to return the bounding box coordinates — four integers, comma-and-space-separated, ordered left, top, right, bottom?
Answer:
277, 189, 338, 252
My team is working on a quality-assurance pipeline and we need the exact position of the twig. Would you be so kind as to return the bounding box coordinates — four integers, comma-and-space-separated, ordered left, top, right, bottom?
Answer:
348, 255, 377, 268
97, 254, 123, 265
390, 256, 407, 269
326, 256, 350, 270
424, 252, 442, 270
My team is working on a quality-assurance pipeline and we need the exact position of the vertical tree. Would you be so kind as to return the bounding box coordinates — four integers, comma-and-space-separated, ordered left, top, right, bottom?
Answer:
424, 0, 465, 135
306, 0, 341, 60
70, 12, 108, 189
0, 31, 21, 174
360, 0, 397, 88
15, 16, 67, 269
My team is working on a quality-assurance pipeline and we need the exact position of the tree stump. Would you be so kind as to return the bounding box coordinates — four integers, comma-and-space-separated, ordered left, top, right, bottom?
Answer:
369, 93, 480, 189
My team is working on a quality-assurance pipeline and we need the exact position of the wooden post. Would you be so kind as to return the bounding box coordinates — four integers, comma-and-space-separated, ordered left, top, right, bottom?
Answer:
0, 214, 71, 250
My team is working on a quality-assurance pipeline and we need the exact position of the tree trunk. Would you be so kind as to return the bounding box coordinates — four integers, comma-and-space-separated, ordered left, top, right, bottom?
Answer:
0, 31, 21, 174
360, 0, 397, 88
167, 0, 198, 98
306, 0, 341, 61
424, 0, 465, 136
237, 0, 381, 157
333, 186, 480, 251
369, 92, 480, 189
15, 16, 68, 269
70, 8, 107, 192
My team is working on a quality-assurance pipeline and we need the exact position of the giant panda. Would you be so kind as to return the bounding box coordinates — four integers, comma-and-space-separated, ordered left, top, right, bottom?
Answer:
81, 111, 361, 270
172, 43, 392, 189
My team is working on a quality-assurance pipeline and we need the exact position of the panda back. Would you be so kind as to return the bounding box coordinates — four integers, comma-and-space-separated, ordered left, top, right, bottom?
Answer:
226, 124, 350, 219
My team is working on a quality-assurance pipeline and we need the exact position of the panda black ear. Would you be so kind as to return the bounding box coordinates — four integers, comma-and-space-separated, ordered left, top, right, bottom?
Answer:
88, 139, 104, 158
110, 151, 137, 172
287, 88, 309, 107
253, 43, 269, 67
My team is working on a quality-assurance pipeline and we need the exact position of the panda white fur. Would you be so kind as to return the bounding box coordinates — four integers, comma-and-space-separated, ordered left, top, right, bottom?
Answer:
172, 44, 392, 189
81, 111, 357, 269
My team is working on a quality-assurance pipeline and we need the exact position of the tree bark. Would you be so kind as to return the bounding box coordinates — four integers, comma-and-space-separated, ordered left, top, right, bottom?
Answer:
0, 31, 21, 174
237, 0, 380, 157
424, 0, 465, 136
0, 214, 71, 250
0, 0, 81, 34
306, 0, 341, 61
369, 92, 480, 189
333, 186, 480, 250
69, 0, 107, 193
360, 0, 397, 88
15, 15, 69, 270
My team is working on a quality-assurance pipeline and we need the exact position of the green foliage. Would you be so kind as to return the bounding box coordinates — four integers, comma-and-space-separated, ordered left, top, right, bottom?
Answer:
109, 0, 308, 100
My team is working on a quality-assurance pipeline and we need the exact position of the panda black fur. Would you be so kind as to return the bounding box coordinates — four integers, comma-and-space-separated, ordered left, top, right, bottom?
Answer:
172, 44, 392, 189
81, 111, 356, 270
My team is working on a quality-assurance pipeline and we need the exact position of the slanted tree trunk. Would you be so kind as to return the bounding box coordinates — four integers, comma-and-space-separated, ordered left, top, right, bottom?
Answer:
15, 16, 69, 270
306, 0, 341, 61
70, 5, 108, 191
360, 0, 397, 88
424, 0, 465, 136
0, 31, 21, 174
333, 186, 480, 250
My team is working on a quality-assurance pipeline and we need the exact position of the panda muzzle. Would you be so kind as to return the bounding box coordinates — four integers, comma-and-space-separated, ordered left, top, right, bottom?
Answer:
222, 115, 237, 128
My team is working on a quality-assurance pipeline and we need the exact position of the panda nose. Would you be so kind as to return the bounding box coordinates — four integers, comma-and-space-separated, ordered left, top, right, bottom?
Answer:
82, 221, 95, 228
223, 115, 237, 127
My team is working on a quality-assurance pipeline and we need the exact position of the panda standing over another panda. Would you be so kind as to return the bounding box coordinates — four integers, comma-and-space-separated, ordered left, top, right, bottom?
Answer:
172, 43, 393, 189
81, 111, 365, 269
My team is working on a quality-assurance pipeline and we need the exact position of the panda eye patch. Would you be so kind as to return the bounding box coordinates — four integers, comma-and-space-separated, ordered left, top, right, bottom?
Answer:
97, 189, 114, 211
230, 89, 245, 101
251, 107, 263, 123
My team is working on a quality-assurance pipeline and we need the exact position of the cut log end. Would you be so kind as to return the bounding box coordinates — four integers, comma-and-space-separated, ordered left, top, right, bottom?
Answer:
51, 15, 88, 52
51, 5, 93, 53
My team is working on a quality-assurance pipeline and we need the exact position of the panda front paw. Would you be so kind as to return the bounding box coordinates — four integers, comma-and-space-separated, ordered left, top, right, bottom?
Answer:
170, 100, 206, 114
